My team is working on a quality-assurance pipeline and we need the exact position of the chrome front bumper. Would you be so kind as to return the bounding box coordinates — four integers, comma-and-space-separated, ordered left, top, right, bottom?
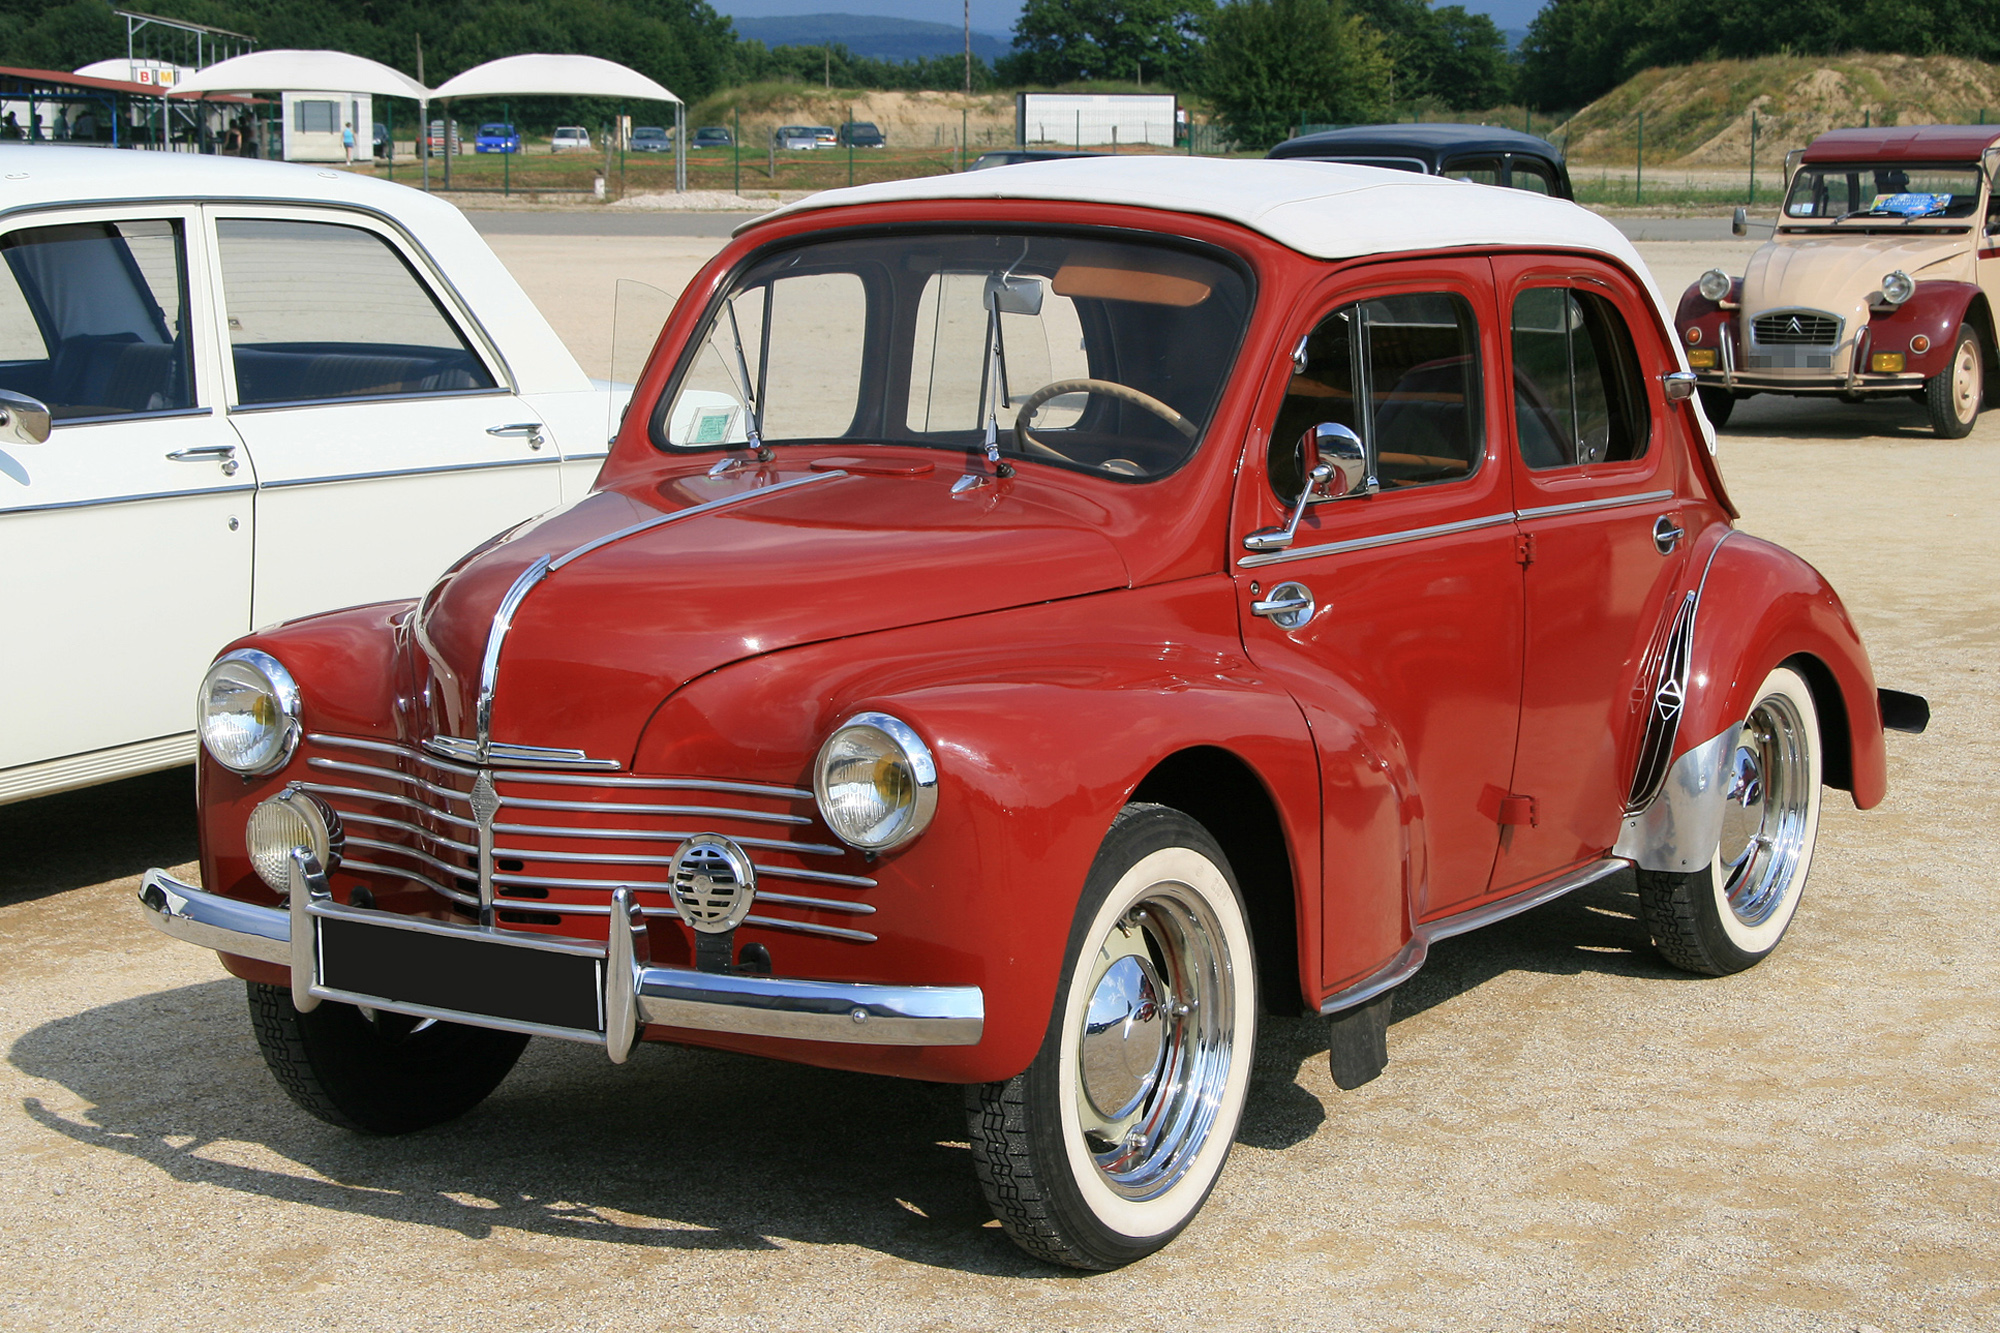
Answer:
138, 861, 984, 1060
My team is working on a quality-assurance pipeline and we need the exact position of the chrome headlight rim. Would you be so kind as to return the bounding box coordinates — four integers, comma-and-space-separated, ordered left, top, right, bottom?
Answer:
813, 710, 939, 852
1697, 268, 1733, 303
245, 786, 344, 892
197, 648, 303, 776
1881, 269, 1916, 305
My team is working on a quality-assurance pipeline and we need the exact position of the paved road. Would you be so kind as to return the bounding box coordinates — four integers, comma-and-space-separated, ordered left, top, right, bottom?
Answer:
2, 231, 1994, 1333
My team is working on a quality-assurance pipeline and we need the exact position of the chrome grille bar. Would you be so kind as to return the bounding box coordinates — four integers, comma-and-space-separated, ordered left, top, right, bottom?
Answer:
336, 809, 478, 857
493, 793, 810, 824
494, 770, 812, 800
345, 858, 478, 908
302, 782, 478, 833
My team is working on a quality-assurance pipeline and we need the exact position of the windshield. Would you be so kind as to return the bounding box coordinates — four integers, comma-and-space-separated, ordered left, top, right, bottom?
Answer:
654, 229, 1252, 480
1783, 162, 1984, 220
481, 124, 512, 135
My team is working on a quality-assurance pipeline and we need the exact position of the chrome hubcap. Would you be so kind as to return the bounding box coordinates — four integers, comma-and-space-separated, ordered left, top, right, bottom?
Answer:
1721, 693, 1811, 927
1073, 886, 1234, 1201
1955, 343, 1980, 422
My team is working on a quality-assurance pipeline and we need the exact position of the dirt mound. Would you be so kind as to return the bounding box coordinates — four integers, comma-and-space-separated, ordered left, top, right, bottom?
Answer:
687, 87, 1017, 152
1553, 53, 2000, 166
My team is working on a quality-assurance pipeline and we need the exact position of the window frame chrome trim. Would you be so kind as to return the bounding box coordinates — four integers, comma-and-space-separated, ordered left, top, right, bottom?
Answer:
225, 386, 510, 416
45, 406, 216, 429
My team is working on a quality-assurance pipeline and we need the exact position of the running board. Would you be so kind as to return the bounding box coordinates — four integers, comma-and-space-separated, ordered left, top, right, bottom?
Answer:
1318, 857, 1635, 1019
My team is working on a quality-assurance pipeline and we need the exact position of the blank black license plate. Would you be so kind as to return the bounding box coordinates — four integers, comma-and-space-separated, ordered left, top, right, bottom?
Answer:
318, 916, 604, 1034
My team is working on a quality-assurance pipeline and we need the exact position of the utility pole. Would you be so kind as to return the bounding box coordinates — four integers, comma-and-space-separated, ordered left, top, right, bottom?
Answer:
964, 0, 972, 97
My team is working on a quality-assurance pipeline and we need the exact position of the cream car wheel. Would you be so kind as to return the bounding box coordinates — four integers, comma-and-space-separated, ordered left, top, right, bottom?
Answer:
966, 805, 1257, 1269
1639, 665, 1822, 975
1924, 325, 1981, 439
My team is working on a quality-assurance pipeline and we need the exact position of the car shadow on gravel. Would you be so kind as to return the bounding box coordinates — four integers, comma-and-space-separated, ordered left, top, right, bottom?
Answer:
1723, 394, 1941, 440
0, 766, 197, 906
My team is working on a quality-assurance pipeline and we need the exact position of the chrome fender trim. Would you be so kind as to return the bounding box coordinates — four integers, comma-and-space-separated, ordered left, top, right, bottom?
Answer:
136, 868, 984, 1050
1611, 723, 1737, 873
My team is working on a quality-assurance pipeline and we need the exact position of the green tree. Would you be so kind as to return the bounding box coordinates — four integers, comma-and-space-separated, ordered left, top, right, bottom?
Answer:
1202, 0, 1391, 149
999, 0, 1215, 86
1354, 0, 1512, 110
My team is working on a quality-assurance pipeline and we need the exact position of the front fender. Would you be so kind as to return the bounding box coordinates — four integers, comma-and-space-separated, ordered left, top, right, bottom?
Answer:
1617, 531, 1885, 872
635, 577, 1323, 1083
1868, 280, 1980, 377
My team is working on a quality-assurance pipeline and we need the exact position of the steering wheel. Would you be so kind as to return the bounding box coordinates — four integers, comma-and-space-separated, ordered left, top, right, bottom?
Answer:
1012, 378, 1199, 468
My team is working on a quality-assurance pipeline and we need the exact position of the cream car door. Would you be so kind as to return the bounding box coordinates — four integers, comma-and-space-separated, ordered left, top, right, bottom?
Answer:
203, 205, 563, 628
0, 206, 251, 794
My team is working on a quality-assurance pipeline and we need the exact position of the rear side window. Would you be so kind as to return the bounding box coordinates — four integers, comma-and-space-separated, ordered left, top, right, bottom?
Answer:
1511, 287, 1650, 469
216, 218, 496, 407
0, 219, 194, 422
1268, 290, 1483, 500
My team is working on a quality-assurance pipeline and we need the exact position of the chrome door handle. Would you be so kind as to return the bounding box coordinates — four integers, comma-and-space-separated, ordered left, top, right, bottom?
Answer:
166, 444, 239, 476
1653, 514, 1685, 554
488, 422, 545, 450
1251, 581, 1316, 630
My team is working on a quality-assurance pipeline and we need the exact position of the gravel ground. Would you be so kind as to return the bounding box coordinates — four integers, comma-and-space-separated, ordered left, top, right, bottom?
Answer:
0, 234, 1992, 1332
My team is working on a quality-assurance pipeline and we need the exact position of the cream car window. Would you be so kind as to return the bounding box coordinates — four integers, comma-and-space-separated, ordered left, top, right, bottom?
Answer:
215, 217, 495, 407
0, 218, 193, 422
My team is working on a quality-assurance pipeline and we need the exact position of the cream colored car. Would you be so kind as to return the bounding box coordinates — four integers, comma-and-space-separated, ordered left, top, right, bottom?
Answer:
1679, 124, 2000, 437
0, 147, 610, 805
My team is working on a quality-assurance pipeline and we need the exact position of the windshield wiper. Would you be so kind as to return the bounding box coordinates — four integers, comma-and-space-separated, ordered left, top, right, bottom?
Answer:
708, 295, 773, 475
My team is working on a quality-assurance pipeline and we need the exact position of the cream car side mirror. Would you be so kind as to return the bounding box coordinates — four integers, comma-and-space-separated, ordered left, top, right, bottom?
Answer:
0, 390, 51, 446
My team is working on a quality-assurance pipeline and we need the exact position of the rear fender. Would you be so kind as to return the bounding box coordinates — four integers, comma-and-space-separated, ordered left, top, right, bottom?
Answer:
1616, 531, 1885, 872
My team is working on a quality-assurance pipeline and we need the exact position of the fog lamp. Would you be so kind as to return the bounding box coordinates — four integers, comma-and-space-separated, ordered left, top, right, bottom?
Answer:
1880, 270, 1915, 305
814, 712, 938, 851
1697, 269, 1733, 303
1687, 348, 1718, 368
246, 788, 344, 892
1871, 352, 1907, 373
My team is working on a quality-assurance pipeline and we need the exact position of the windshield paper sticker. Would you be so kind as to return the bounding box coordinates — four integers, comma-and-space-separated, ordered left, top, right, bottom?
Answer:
1873, 192, 1952, 216
691, 407, 739, 444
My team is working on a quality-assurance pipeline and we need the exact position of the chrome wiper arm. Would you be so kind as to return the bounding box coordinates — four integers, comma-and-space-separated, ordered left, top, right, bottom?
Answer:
724, 297, 767, 456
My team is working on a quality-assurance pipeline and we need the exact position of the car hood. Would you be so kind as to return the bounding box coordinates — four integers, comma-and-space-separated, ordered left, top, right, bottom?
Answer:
405, 462, 1133, 764
1742, 231, 1968, 322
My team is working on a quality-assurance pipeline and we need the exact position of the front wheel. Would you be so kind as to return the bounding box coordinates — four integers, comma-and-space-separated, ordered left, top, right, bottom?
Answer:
246, 983, 529, 1134
1638, 665, 1822, 976
1924, 324, 1982, 439
966, 804, 1257, 1269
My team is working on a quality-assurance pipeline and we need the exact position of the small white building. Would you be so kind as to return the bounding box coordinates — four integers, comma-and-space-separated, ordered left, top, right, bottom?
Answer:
1017, 93, 1177, 150
280, 90, 372, 161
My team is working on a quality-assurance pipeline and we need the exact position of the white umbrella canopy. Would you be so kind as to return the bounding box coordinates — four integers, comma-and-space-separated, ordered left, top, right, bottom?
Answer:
167, 49, 429, 100
431, 54, 679, 103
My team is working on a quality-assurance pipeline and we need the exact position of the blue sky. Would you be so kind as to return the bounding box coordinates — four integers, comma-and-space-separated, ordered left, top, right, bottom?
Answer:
709, 0, 1543, 41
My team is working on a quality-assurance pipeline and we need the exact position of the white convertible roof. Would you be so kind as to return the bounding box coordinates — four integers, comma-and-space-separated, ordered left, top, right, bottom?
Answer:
753, 155, 1652, 287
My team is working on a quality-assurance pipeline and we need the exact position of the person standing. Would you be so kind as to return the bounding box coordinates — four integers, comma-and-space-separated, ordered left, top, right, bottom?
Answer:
341, 121, 355, 164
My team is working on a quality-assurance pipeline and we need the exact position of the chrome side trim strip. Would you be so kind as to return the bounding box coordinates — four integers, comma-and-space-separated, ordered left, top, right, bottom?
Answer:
547, 470, 847, 571
137, 869, 966, 1045
476, 554, 553, 757
1515, 489, 1676, 521
1239, 511, 1514, 569
309, 734, 479, 777
0, 482, 255, 518
257, 454, 559, 491
1319, 857, 1634, 1015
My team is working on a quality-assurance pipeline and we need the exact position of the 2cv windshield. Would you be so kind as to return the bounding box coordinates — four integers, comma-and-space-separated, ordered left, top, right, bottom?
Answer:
654, 229, 1252, 480
1783, 162, 1985, 221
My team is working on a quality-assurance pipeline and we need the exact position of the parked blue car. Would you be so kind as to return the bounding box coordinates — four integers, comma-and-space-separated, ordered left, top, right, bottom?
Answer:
474, 122, 520, 154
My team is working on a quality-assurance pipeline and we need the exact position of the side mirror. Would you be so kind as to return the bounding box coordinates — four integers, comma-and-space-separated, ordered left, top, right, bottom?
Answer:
1662, 370, 1698, 402
0, 389, 51, 446
1245, 421, 1371, 553
1731, 206, 1748, 237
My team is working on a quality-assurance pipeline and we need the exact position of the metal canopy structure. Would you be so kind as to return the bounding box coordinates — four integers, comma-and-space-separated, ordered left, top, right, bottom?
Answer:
432, 54, 686, 192
171, 49, 431, 179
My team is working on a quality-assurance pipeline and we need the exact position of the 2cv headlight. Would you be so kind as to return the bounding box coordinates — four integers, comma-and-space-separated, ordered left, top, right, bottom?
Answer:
1698, 268, 1733, 303
1881, 270, 1916, 305
197, 649, 301, 775
814, 712, 938, 851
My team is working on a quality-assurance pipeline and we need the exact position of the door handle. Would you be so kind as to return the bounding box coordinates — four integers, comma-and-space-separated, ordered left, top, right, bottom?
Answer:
1652, 514, 1684, 554
487, 422, 545, 450
1251, 581, 1316, 630
166, 444, 239, 476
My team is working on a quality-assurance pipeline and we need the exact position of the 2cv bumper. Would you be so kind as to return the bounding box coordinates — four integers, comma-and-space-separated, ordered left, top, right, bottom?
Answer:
137, 861, 984, 1061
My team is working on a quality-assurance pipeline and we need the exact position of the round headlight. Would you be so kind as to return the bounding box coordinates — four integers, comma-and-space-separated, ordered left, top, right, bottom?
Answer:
246, 788, 343, 892
1881, 270, 1915, 305
814, 712, 938, 851
1698, 269, 1733, 303
198, 649, 301, 775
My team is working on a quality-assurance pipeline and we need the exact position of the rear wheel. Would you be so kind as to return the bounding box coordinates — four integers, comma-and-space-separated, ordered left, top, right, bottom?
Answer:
1696, 385, 1736, 428
966, 805, 1257, 1269
1924, 324, 1981, 438
1638, 665, 1822, 976
246, 983, 529, 1134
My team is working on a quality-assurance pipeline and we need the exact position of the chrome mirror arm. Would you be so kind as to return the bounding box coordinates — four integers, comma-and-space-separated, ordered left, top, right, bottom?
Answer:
1245, 461, 1334, 553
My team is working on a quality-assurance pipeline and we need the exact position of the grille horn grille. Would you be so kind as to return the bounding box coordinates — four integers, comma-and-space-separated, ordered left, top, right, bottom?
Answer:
1752, 310, 1840, 346
301, 733, 878, 943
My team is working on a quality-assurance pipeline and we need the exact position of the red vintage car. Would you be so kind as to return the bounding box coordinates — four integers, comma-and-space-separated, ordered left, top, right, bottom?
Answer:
142, 159, 1925, 1269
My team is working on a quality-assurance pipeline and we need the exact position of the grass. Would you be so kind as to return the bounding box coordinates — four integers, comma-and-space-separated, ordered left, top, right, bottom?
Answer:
1570, 175, 1789, 209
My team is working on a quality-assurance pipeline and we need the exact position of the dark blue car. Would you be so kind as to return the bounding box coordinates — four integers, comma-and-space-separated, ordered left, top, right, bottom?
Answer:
474, 122, 520, 154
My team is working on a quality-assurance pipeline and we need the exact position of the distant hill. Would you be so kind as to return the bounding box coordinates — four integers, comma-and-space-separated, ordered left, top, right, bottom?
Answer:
1553, 52, 2000, 164
729, 13, 1011, 63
